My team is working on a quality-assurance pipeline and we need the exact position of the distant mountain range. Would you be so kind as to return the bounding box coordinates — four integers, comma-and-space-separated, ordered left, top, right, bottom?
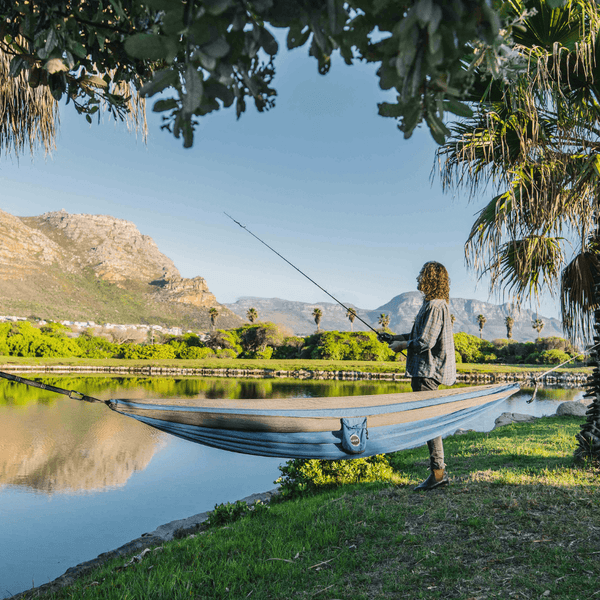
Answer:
225, 293, 563, 342
0, 208, 563, 341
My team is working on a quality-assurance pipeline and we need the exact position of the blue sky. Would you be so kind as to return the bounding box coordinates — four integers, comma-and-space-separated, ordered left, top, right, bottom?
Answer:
0, 41, 561, 320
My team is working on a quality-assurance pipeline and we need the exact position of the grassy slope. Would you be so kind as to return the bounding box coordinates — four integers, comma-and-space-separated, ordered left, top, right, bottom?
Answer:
18, 417, 600, 600
0, 266, 242, 330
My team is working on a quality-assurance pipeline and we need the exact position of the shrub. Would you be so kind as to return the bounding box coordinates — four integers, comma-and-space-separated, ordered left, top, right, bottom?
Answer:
237, 322, 287, 354
272, 337, 305, 359
205, 330, 242, 355
539, 349, 571, 365
255, 346, 273, 359
275, 455, 394, 498
182, 346, 215, 359
453, 332, 495, 363
216, 348, 237, 359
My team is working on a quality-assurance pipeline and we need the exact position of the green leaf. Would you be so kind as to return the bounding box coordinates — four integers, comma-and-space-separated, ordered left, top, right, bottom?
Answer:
8, 56, 26, 77
144, 0, 182, 9
153, 98, 179, 112
204, 0, 234, 15
202, 37, 230, 58
252, 0, 274, 11
546, 0, 567, 8
108, 0, 127, 20
377, 102, 403, 118
260, 28, 278, 56
196, 51, 217, 71
69, 41, 86, 59
287, 26, 311, 50
188, 20, 216, 46
44, 29, 59, 55
182, 65, 204, 113
124, 33, 170, 61
161, 7, 185, 36
140, 68, 179, 97
443, 98, 473, 118
204, 79, 234, 107
414, 0, 433, 25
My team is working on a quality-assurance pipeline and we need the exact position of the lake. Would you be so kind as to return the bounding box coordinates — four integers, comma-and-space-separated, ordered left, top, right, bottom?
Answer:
0, 375, 585, 598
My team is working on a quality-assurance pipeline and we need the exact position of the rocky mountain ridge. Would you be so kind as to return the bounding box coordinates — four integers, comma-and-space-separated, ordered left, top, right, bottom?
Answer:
0, 209, 241, 329
225, 293, 564, 342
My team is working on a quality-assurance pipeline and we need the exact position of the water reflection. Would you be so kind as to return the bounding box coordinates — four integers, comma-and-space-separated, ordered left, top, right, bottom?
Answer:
0, 376, 415, 495
0, 376, 585, 495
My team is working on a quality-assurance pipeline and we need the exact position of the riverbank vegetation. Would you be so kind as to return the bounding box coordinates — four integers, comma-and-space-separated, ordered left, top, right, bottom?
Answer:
20, 416, 599, 600
0, 320, 586, 368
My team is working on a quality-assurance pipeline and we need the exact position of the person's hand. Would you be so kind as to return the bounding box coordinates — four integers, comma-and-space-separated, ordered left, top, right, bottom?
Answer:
390, 340, 408, 352
377, 332, 393, 343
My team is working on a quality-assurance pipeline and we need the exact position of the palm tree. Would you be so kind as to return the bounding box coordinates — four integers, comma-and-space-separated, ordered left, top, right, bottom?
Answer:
476, 315, 487, 339
0, 46, 146, 159
437, 0, 600, 342
209, 308, 219, 332
437, 0, 600, 462
346, 307, 357, 332
532, 318, 544, 341
378, 313, 390, 332
0, 47, 58, 158
505, 316, 515, 340
247, 308, 258, 323
312, 308, 323, 333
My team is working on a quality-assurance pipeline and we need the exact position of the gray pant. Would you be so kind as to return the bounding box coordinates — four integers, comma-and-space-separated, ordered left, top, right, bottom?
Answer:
411, 377, 445, 471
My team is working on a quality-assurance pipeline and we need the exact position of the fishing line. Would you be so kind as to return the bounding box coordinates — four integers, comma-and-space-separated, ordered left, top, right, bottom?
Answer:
225, 212, 384, 336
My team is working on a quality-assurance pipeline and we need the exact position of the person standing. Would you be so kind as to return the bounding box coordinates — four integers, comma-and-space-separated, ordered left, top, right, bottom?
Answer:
379, 261, 456, 491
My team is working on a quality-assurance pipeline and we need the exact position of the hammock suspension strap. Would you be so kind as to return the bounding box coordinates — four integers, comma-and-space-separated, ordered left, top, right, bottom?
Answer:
0, 369, 106, 404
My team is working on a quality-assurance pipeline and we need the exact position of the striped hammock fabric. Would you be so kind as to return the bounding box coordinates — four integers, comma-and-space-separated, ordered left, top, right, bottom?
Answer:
107, 383, 521, 460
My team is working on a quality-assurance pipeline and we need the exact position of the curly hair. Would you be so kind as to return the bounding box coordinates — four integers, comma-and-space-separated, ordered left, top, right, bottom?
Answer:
417, 262, 450, 302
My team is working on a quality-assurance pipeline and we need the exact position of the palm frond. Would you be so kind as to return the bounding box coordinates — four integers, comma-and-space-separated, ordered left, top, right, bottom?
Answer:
561, 249, 600, 341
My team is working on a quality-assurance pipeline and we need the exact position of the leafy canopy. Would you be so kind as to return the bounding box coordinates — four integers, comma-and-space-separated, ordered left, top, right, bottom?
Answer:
1, 0, 520, 150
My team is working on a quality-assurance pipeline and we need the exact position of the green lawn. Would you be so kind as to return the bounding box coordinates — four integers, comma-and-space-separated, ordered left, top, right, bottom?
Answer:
20, 416, 600, 600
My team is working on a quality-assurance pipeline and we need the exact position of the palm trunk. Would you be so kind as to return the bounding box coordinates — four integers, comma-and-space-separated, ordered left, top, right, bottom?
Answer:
575, 213, 600, 463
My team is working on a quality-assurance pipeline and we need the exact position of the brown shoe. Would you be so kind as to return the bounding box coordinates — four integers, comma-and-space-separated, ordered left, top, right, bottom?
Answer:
414, 469, 449, 492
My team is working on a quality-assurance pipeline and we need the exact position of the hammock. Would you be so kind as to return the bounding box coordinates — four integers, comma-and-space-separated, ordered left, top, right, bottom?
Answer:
0, 370, 520, 459
107, 383, 521, 459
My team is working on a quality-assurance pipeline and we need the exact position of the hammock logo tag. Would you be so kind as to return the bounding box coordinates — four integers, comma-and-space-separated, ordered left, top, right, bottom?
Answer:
350, 434, 360, 447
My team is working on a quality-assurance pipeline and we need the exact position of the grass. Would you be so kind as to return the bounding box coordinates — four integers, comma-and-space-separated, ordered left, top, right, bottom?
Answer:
17, 416, 600, 600
0, 355, 592, 376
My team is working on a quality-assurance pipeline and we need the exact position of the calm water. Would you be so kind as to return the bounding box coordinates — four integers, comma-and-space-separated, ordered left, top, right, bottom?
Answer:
0, 376, 584, 598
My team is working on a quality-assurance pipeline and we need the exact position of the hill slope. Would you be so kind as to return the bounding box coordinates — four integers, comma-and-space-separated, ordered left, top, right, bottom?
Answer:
0, 209, 242, 330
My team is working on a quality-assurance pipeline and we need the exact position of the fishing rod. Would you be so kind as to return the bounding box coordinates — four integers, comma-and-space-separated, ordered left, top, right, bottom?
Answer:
225, 212, 395, 342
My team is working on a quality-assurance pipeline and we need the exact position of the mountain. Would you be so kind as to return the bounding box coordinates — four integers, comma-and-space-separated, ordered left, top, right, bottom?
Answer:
0, 209, 242, 330
225, 293, 564, 342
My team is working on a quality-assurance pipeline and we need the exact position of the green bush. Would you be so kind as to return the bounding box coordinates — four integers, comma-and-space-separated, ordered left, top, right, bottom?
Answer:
453, 332, 496, 363
539, 349, 571, 365
275, 455, 394, 499
182, 346, 215, 359
205, 330, 243, 355
216, 348, 237, 359
255, 346, 273, 359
